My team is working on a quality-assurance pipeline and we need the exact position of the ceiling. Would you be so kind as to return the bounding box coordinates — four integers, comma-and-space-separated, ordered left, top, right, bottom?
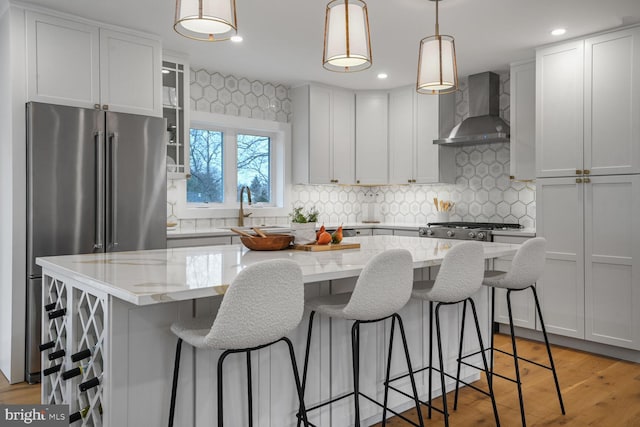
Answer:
18, 0, 640, 90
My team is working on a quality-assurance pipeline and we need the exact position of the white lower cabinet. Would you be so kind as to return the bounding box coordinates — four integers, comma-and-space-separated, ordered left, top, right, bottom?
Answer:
537, 175, 640, 350
492, 235, 537, 329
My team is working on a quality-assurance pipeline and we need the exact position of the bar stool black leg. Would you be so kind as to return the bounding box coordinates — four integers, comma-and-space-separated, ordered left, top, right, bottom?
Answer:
246, 351, 253, 427
381, 315, 397, 426
297, 311, 316, 427
217, 350, 232, 427
453, 300, 468, 410
282, 337, 310, 427
396, 314, 425, 427
434, 303, 450, 427
469, 298, 501, 427
351, 321, 361, 427
531, 286, 565, 415
428, 301, 434, 419
168, 338, 183, 427
489, 287, 496, 387
506, 289, 526, 427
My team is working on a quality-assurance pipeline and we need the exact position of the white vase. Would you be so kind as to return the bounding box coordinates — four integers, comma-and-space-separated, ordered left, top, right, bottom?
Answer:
291, 222, 316, 245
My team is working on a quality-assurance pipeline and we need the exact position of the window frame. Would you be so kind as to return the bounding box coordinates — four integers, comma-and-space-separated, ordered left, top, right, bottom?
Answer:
174, 111, 291, 219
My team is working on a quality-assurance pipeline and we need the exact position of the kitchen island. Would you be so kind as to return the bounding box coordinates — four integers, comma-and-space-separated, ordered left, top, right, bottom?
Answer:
36, 236, 519, 427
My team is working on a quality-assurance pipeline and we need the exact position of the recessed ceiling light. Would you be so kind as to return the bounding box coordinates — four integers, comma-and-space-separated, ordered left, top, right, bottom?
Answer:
377, 73, 388, 79
551, 28, 566, 36
230, 35, 243, 42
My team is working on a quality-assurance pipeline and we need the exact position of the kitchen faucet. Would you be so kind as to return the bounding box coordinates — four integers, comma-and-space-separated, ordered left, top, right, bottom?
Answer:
238, 186, 252, 226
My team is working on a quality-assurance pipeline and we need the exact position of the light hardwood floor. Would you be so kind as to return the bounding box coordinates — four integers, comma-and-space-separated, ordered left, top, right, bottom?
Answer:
2, 334, 640, 426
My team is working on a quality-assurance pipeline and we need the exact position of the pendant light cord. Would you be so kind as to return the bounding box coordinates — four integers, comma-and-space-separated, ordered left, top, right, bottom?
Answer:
435, 0, 439, 37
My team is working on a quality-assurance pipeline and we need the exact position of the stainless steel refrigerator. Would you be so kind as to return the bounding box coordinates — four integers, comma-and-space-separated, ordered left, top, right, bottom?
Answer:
26, 102, 167, 383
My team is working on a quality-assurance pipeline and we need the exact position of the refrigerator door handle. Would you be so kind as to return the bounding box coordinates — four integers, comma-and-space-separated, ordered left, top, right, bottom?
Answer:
94, 131, 105, 250
108, 132, 119, 249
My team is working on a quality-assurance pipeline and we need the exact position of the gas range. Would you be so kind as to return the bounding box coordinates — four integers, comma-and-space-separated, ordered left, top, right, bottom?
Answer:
418, 222, 523, 241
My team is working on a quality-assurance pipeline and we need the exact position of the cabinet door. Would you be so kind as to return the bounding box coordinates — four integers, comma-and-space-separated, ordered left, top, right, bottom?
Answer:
584, 175, 640, 350
99, 29, 162, 117
510, 60, 536, 181
26, 12, 100, 108
355, 92, 388, 184
536, 41, 584, 178
584, 27, 640, 176
388, 86, 414, 184
332, 89, 355, 184
415, 94, 444, 183
536, 177, 585, 338
308, 86, 333, 184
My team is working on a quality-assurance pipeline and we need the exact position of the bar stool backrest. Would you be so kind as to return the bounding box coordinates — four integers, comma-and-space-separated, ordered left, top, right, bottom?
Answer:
343, 249, 413, 321
206, 259, 304, 349
428, 241, 484, 303
499, 237, 546, 290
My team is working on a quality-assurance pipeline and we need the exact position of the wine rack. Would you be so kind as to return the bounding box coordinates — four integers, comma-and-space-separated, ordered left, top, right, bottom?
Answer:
41, 275, 107, 426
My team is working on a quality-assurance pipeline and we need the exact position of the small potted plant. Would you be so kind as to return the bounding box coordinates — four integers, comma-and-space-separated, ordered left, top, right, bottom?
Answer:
289, 205, 319, 245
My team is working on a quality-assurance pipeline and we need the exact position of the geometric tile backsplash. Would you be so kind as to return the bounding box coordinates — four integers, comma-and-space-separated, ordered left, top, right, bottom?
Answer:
170, 68, 536, 229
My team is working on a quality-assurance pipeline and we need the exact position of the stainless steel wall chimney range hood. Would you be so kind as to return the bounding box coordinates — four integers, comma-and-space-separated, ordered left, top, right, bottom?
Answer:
434, 71, 510, 146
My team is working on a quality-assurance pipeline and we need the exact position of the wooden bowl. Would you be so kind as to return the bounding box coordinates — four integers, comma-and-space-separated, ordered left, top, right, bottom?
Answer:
240, 234, 294, 251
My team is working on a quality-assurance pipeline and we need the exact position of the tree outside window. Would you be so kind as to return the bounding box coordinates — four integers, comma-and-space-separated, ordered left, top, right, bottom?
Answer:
237, 134, 270, 203
187, 129, 223, 203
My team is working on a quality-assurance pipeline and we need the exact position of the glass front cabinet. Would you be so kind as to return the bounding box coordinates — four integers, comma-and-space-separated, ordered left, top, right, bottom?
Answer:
162, 56, 190, 178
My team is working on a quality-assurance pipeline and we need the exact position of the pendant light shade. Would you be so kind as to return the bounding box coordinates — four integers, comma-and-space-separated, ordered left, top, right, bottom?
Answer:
416, 0, 458, 94
323, 0, 372, 72
174, 0, 237, 41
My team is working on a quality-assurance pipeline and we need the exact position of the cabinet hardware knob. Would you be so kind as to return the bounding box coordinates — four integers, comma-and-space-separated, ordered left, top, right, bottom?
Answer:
408, 179, 412, 183
576, 178, 583, 183
509, 175, 515, 180
356, 180, 360, 184
576, 169, 583, 175
584, 178, 591, 183
94, 104, 101, 110
102, 105, 109, 110
584, 169, 591, 175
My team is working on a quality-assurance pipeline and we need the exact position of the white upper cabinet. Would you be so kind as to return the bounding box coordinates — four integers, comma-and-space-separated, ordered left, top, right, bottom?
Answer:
99, 29, 162, 117
291, 84, 355, 185
26, 11, 162, 117
536, 26, 640, 178
584, 27, 640, 176
355, 91, 388, 184
535, 40, 584, 178
388, 86, 414, 184
388, 86, 454, 185
509, 60, 536, 181
27, 12, 100, 108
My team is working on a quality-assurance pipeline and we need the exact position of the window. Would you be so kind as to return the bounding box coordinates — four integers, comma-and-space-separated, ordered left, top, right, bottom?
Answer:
186, 126, 275, 207
187, 129, 223, 203
178, 111, 290, 218
237, 134, 271, 203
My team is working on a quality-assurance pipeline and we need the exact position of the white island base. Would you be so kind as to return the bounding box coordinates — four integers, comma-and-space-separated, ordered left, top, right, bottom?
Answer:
38, 236, 518, 426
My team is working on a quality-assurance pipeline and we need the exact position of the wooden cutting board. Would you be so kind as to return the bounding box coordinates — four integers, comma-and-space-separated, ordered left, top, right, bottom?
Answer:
292, 242, 361, 251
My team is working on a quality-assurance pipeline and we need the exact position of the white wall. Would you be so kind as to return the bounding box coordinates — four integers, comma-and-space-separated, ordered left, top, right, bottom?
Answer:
0, 5, 27, 384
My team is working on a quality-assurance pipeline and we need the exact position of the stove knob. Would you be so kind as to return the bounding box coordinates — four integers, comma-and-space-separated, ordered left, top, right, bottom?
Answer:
468, 232, 476, 239
446, 230, 455, 238
426, 229, 434, 236
477, 232, 485, 240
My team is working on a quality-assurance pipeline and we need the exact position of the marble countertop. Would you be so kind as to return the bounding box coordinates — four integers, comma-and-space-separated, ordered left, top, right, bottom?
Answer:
37, 236, 520, 306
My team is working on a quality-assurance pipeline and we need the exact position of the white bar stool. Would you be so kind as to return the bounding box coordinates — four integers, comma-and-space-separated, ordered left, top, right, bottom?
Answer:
167, 259, 309, 427
480, 237, 565, 427
298, 249, 424, 427
405, 241, 500, 427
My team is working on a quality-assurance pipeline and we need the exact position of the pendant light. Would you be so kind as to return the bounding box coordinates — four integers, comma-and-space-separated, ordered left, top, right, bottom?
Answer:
323, 0, 372, 72
416, 0, 458, 94
174, 0, 238, 41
